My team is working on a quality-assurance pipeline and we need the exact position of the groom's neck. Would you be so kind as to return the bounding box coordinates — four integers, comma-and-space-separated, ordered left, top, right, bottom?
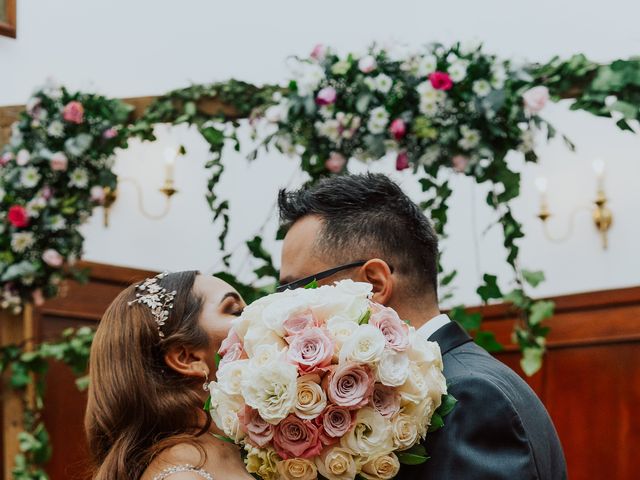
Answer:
389, 294, 440, 331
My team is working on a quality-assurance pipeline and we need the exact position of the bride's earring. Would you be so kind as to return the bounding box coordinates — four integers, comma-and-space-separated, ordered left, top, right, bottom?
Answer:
202, 371, 210, 391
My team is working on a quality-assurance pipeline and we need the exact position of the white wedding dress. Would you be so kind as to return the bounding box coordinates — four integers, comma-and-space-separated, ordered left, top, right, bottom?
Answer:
152, 464, 214, 479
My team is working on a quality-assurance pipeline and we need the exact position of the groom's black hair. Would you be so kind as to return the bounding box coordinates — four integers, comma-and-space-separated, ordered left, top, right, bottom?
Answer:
278, 173, 439, 299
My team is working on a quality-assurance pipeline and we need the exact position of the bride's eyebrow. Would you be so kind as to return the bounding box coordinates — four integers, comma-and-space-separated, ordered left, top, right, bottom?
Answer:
219, 292, 241, 305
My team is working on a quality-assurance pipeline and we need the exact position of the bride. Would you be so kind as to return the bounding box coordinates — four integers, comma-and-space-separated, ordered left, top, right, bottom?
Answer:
84, 270, 253, 480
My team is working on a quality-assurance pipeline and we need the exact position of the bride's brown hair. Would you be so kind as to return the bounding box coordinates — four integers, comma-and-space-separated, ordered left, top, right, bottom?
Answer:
85, 271, 211, 480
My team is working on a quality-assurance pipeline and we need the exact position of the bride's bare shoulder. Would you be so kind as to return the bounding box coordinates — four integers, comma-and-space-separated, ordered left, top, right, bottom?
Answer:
140, 441, 210, 480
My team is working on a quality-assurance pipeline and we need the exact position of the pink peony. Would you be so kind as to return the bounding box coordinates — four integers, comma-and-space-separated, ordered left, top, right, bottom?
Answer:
389, 119, 407, 140
325, 362, 375, 409
358, 55, 377, 73
451, 155, 470, 173
369, 305, 409, 351
371, 384, 401, 418
273, 415, 322, 459
283, 309, 318, 337
50, 152, 68, 171
523, 86, 549, 114
286, 327, 334, 374
42, 249, 64, 267
429, 71, 453, 91
316, 86, 337, 106
8, 205, 29, 228
239, 406, 274, 448
90, 186, 106, 204
219, 343, 246, 368
395, 151, 410, 171
0, 152, 14, 166
219, 329, 242, 356
319, 404, 354, 440
310, 44, 327, 61
62, 101, 84, 124
325, 152, 347, 173
102, 127, 118, 139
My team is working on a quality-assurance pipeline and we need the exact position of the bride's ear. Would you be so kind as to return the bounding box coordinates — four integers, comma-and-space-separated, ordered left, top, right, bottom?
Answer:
360, 258, 394, 305
164, 346, 209, 380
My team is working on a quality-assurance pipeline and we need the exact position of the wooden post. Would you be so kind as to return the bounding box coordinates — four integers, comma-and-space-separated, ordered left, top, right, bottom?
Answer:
1, 304, 35, 479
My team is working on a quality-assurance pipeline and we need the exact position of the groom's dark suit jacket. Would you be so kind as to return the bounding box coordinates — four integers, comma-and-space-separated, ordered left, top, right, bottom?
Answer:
399, 321, 567, 480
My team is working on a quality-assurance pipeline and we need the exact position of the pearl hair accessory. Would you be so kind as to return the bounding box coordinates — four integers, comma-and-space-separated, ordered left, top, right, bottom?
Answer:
128, 272, 177, 337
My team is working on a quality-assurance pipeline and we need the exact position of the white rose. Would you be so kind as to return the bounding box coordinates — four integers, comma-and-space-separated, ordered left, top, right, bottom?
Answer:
359, 452, 400, 480
215, 359, 248, 396
391, 413, 419, 450
339, 324, 386, 364
399, 362, 447, 406
243, 319, 287, 357
295, 374, 327, 420
408, 331, 443, 369
341, 407, 393, 458
315, 446, 357, 480
277, 458, 317, 480
374, 74, 393, 94
208, 382, 245, 441
326, 315, 359, 353
376, 349, 410, 387
402, 396, 435, 440
448, 61, 468, 82
241, 359, 298, 424
261, 291, 311, 336
249, 343, 285, 369
308, 282, 370, 323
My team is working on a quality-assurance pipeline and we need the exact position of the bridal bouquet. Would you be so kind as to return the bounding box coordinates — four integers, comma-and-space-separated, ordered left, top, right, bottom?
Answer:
208, 280, 455, 480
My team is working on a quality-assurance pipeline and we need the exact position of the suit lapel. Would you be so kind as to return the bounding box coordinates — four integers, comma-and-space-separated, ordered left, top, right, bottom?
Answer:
428, 321, 473, 355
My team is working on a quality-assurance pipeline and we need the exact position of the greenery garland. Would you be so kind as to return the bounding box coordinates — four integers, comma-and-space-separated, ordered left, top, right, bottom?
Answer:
2, 43, 640, 479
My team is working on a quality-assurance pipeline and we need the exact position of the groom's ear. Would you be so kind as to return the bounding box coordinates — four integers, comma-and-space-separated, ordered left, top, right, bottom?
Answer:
359, 259, 394, 305
164, 345, 209, 380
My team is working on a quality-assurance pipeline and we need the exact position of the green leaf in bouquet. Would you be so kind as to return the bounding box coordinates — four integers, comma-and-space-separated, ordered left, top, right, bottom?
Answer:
203, 395, 212, 412
211, 433, 235, 444
398, 444, 430, 465
214, 352, 222, 369
436, 394, 457, 418
304, 279, 319, 289
427, 412, 444, 433
358, 309, 371, 325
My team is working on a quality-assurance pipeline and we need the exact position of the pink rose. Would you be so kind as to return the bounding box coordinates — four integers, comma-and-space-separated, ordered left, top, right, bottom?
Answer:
389, 119, 406, 140
310, 43, 327, 61
523, 86, 549, 114
358, 55, 377, 73
287, 327, 334, 374
90, 186, 106, 204
8, 205, 29, 228
429, 71, 453, 91
50, 152, 68, 171
273, 414, 322, 459
283, 309, 318, 337
325, 362, 375, 409
102, 127, 118, 139
239, 406, 274, 448
219, 329, 242, 356
0, 152, 14, 166
41, 186, 54, 200
371, 384, 400, 418
218, 343, 246, 368
395, 151, 410, 171
369, 305, 409, 351
316, 86, 337, 106
325, 152, 347, 173
62, 101, 84, 124
451, 155, 469, 173
42, 249, 64, 267
32, 289, 45, 307
318, 404, 354, 441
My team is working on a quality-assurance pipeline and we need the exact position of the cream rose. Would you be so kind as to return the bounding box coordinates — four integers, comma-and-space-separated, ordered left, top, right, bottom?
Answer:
391, 413, 419, 450
408, 332, 443, 369
399, 362, 446, 407
340, 407, 393, 458
295, 374, 327, 420
315, 446, 357, 480
208, 383, 245, 441
243, 319, 287, 356
339, 324, 386, 364
215, 359, 247, 396
241, 359, 298, 424
402, 396, 436, 439
376, 349, 410, 387
276, 458, 318, 480
359, 452, 400, 480
326, 315, 359, 354
308, 281, 371, 323
249, 343, 285, 369
244, 445, 281, 480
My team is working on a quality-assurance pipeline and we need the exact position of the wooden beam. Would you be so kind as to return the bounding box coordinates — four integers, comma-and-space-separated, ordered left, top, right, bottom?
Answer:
1, 304, 35, 479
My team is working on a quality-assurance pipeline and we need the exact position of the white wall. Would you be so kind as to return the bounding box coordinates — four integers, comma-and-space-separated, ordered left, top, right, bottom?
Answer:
2, 0, 639, 306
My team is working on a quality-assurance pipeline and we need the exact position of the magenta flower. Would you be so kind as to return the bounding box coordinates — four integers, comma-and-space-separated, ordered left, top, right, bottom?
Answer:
396, 151, 410, 171
429, 71, 453, 91
316, 86, 337, 106
389, 119, 407, 140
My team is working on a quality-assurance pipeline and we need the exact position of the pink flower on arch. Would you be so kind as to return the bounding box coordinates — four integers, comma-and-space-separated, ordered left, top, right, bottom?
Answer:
62, 101, 84, 124
429, 71, 453, 91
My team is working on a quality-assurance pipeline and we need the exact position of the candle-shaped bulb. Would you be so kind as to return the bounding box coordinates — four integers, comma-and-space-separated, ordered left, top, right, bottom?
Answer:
592, 158, 605, 178
535, 176, 548, 194
163, 147, 177, 182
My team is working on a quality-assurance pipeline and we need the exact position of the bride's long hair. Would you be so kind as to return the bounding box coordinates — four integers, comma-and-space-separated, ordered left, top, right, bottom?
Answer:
85, 271, 212, 480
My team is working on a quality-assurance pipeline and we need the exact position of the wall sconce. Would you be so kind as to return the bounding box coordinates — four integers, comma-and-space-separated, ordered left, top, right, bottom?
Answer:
102, 147, 180, 227
535, 159, 613, 249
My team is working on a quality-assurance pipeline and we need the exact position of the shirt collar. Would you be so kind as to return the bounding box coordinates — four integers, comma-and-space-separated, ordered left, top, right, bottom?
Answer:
417, 313, 451, 340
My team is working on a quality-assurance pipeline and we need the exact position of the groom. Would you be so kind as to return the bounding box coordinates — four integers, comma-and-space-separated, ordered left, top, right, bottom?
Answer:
277, 173, 567, 479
